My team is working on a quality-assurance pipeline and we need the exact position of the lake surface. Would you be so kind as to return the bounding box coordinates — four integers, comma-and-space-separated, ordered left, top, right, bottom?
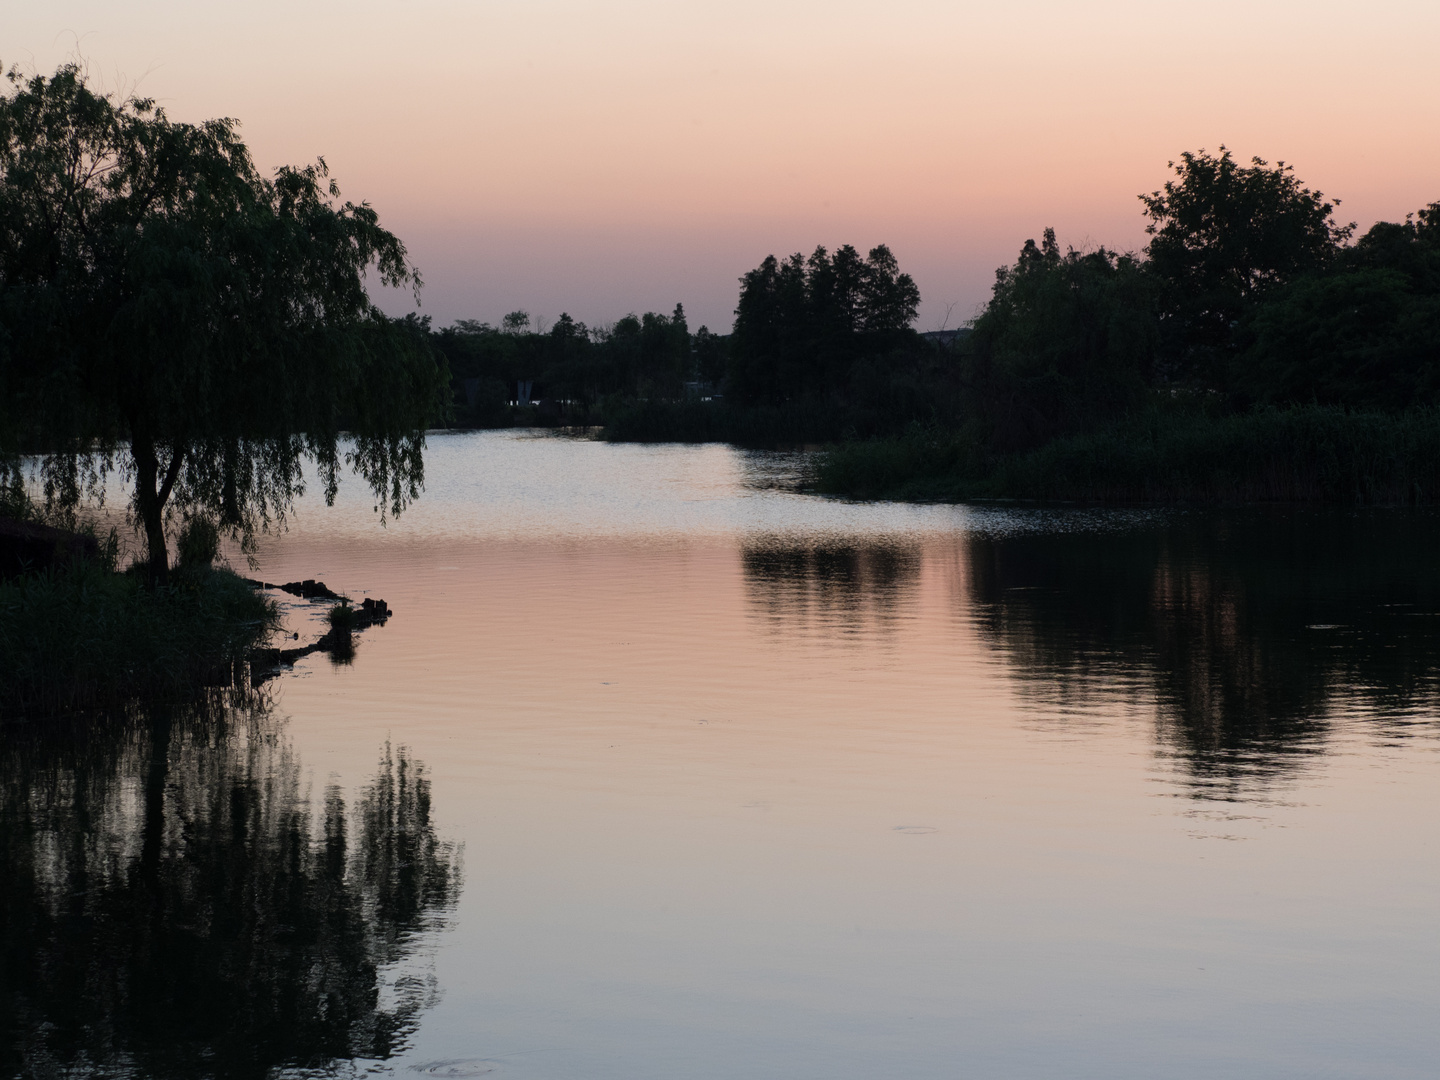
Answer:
6, 429, 1440, 1079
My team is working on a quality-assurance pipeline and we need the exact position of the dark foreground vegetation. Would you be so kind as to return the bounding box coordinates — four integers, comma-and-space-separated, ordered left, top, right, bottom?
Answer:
0, 65, 447, 587
0, 555, 275, 716
0, 488, 275, 714
1, 65, 437, 713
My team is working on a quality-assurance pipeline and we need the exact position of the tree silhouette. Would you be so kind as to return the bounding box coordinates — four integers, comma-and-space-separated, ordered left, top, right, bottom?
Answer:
1139, 147, 1354, 374
965, 228, 1157, 450
0, 66, 449, 583
730, 244, 920, 406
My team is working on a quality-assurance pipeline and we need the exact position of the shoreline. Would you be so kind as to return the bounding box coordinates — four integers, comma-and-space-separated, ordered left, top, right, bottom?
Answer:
0, 553, 392, 718
813, 405, 1440, 506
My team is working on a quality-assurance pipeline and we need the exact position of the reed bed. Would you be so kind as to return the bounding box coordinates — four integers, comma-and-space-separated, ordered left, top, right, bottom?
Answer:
816, 406, 1440, 505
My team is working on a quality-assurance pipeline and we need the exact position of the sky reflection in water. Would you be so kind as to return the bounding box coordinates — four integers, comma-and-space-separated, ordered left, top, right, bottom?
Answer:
5, 430, 1440, 1079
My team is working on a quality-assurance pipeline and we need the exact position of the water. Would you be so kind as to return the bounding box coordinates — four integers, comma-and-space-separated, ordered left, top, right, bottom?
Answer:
5, 430, 1440, 1079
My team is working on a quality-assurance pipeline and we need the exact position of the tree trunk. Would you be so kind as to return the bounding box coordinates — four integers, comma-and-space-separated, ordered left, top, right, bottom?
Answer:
131, 434, 185, 587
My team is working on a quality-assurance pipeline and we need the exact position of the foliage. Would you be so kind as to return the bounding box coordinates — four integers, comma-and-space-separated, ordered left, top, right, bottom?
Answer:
1234, 203, 1440, 408
328, 601, 358, 632
963, 228, 1158, 451
176, 513, 220, 567
0, 561, 277, 715
811, 422, 984, 500
430, 244, 938, 442
1139, 147, 1354, 374
435, 304, 706, 426
602, 397, 856, 446
817, 406, 1440, 505
1236, 269, 1440, 408
816, 151, 1438, 503
729, 244, 921, 406
0, 65, 449, 583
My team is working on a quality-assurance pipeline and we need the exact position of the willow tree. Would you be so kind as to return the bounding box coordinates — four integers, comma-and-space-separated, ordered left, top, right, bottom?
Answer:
0, 65, 449, 582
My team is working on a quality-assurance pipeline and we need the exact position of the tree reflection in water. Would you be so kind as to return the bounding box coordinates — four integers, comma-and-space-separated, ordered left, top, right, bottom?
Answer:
0, 698, 462, 1079
738, 512, 1440, 798
741, 538, 922, 641
965, 509, 1440, 796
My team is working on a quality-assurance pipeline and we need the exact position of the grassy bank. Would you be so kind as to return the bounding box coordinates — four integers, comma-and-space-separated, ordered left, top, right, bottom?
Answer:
0, 561, 277, 716
816, 406, 1440, 504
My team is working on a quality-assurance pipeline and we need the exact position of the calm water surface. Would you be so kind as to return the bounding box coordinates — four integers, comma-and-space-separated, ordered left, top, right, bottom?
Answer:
6, 430, 1440, 1079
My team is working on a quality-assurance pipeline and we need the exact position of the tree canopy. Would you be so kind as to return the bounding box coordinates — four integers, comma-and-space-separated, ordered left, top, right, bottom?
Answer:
1236, 202, 1440, 408
1139, 147, 1354, 373
729, 244, 921, 406
0, 65, 449, 581
966, 229, 1157, 451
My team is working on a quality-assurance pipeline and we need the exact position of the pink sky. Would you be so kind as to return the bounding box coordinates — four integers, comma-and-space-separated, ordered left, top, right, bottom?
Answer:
8, 1, 1439, 332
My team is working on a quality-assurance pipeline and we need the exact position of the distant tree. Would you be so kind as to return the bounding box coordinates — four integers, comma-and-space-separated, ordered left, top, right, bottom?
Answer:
730, 243, 920, 405
693, 325, 729, 387
1236, 202, 1440, 408
0, 65, 448, 583
1349, 201, 1440, 291
729, 253, 807, 405
549, 312, 588, 343
638, 304, 690, 397
966, 228, 1157, 450
1140, 147, 1354, 376
541, 311, 594, 401
501, 310, 531, 334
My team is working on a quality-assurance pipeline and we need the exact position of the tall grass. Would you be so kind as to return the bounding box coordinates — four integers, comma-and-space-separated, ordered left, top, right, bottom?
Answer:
816, 406, 1440, 504
0, 561, 278, 716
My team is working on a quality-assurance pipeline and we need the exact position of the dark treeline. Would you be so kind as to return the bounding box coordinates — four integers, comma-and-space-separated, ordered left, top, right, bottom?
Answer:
432, 304, 723, 427
958, 150, 1440, 447
431, 243, 945, 443
438, 148, 1440, 501
820, 149, 1440, 501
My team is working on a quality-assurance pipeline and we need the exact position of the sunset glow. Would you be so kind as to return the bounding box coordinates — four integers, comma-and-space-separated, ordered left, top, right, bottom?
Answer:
9, 0, 1439, 328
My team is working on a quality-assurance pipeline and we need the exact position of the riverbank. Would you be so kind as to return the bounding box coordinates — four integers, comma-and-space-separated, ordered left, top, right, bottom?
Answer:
814, 406, 1440, 504
0, 559, 278, 716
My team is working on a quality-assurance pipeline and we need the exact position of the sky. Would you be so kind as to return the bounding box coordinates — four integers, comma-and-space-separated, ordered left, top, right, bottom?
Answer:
6, 1, 1439, 332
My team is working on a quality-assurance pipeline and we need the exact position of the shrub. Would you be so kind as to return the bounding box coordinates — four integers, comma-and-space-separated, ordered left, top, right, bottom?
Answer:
327, 602, 358, 633
177, 515, 220, 567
